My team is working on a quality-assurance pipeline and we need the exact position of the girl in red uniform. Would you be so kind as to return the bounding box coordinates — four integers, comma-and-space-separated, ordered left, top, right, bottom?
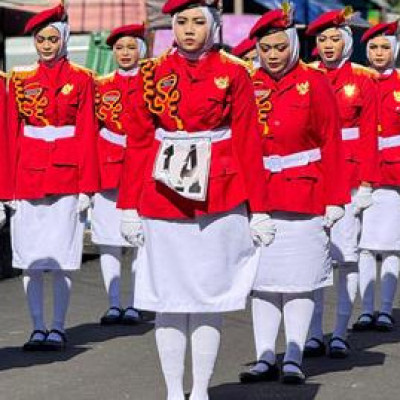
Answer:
356, 22, 400, 332
93, 24, 146, 325
8, 4, 99, 350
304, 8, 379, 358
239, 4, 348, 384
117, 0, 274, 398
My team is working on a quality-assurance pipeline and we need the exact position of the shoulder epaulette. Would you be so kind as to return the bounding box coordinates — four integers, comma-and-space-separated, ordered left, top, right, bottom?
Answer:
70, 62, 96, 77
11, 64, 38, 79
303, 61, 325, 73
351, 63, 378, 78
96, 71, 116, 84
219, 49, 249, 69
0, 71, 7, 79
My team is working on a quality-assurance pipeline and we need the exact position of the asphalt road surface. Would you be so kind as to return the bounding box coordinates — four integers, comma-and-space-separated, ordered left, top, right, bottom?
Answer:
0, 252, 399, 400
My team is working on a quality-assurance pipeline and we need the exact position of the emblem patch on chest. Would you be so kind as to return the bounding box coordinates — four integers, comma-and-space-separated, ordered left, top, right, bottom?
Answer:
214, 76, 230, 90
344, 84, 356, 98
102, 90, 121, 103
61, 83, 74, 95
296, 81, 309, 96
393, 91, 400, 103
24, 83, 42, 98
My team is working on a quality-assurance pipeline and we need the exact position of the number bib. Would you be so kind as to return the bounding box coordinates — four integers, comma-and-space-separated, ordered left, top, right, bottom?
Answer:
153, 137, 212, 201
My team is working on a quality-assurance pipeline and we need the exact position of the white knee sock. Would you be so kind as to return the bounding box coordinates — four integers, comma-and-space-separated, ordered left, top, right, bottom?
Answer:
128, 247, 138, 309
23, 270, 45, 332
251, 292, 282, 371
283, 292, 314, 372
307, 288, 324, 343
155, 313, 188, 400
358, 250, 376, 317
334, 263, 359, 339
380, 253, 400, 316
51, 271, 72, 334
99, 245, 122, 309
189, 313, 222, 400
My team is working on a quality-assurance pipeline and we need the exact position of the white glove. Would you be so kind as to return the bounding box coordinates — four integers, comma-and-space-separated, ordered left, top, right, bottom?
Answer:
121, 209, 144, 247
250, 213, 276, 246
324, 205, 345, 228
0, 202, 6, 230
77, 194, 92, 214
353, 186, 373, 214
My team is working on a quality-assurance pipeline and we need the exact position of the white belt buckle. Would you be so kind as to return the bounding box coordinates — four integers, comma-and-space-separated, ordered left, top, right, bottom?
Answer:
267, 156, 283, 173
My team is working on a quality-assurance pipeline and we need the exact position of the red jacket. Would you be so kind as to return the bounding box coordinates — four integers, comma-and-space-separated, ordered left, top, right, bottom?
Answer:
375, 70, 400, 187
95, 71, 138, 190
117, 49, 269, 219
8, 58, 99, 200
252, 62, 349, 215
0, 73, 12, 200
315, 61, 380, 189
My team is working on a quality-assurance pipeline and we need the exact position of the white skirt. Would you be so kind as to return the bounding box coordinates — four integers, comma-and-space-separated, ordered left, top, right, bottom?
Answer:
11, 195, 85, 270
253, 212, 331, 293
330, 194, 360, 263
359, 187, 400, 252
91, 189, 131, 247
134, 204, 259, 313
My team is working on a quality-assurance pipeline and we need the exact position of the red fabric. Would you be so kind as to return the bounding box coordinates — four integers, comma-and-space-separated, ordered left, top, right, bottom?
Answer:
24, 4, 65, 34
0, 74, 12, 200
249, 10, 292, 39
317, 61, 380, 189
162, 0, 219, 15
117, 49, 269, 219
95, 71, 139, 190
375, 70, 400, 186
361, 21, 399, 44
232, 38, 257, 58
251, 63, 349, 215
8, 58, 100, 200
306, 9, 347, 36
106, 24, 145, 47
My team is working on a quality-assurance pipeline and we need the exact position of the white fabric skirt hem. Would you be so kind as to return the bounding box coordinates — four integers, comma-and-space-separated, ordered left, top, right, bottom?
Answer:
252, 279, 333, 295
13, 262, 81, 271
358, 243, 400, 252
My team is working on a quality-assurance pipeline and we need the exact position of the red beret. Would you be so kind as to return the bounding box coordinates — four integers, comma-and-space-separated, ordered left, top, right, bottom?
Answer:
24, 4, 66, 34
106, 24, 145, 47
249, 9, 293, 39
232, 38, 257, 58
162, 0, 219, 15
306, 7, 354, 36
361, 21, 399, 43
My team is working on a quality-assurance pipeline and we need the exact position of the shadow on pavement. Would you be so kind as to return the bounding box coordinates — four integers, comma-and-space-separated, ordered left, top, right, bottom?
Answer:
0, 320, 154, 372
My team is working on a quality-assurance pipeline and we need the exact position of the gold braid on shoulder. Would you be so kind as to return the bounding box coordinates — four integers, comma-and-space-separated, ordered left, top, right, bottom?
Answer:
12, 75, 32, 118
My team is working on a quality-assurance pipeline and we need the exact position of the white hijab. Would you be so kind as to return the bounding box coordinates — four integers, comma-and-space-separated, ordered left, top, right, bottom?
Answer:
48, 21, 70, 60
172, 6, 220, 61
367, 35, 399, 74
317, 26, 353, 69
257, 26, 300, 79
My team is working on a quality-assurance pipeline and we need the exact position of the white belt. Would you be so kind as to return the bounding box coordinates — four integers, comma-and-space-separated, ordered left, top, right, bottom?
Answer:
24, 125, 75, 142
341, 127, 360, 141
264, 148, 321, 173
378, 134, 400, 151
100, 127, 127, 148
155, 126, 232, 143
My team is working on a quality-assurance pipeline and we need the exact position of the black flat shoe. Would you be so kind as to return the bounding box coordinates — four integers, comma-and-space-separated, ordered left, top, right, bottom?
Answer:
281, 361, 305, 385
100, 307, 123, 325
43, 329, 67, 351
121, 307, 143, 325
239, 360, 280, 383
304, 337, 326, 358
22, 330, 48, 352
375, 312, 395, 332
328, 337, 350, 359
352, 313, 376, 331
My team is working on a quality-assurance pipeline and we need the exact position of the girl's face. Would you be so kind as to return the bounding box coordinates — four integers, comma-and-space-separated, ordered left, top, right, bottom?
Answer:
174, 7, 209, 53
113, 36, 140, 70
258, 31, 291, 75
34, 26, 61, 62
368, 36, 394, 72
317, 27, 345, 64
243, 49, 258, 63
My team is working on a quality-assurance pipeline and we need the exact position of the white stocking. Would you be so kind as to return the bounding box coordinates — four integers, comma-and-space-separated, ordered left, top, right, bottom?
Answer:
23, 270, 45, 333
99, 245, 122, 309
380, 252, 400, 316
358, 250, 377, 317
51, 270, 72, 334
